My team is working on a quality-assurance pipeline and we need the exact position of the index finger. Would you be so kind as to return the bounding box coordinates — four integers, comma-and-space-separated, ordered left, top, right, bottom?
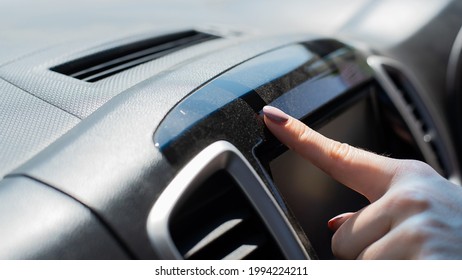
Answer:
263, 106, 402, 202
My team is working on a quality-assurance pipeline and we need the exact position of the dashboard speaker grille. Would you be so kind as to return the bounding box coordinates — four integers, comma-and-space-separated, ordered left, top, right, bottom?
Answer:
169, 170, 285, 260
51, 30, 219, 82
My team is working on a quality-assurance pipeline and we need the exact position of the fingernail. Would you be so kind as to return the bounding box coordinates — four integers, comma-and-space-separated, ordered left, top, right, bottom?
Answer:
328, 214, 345, 231
263, 106, 289, 124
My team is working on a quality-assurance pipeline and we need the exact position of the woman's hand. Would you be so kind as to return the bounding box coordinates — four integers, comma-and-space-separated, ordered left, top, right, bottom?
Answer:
263, 105, 462, 259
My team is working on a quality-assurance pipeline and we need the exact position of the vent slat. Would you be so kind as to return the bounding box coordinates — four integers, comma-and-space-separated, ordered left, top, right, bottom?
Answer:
169, 170, 285, 260
185, 216, 269, 260
223, 244, 259, 260
183, 218, 244, 259
51, 30, 219, 82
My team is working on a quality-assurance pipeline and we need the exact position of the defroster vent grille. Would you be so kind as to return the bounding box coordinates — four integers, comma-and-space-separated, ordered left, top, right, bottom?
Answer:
51, 30, 219, 82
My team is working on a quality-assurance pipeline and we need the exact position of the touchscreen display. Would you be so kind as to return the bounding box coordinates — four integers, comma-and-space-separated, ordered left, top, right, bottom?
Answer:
269, 97, 382, 259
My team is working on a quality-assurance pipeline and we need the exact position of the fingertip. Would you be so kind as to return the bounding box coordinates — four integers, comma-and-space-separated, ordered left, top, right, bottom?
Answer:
262, 106, 289, 124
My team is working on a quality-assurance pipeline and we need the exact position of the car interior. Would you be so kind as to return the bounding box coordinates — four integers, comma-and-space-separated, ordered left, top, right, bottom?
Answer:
2, 0, 462, 259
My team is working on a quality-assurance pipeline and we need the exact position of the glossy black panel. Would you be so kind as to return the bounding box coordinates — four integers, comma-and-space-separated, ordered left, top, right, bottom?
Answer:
266, 48, 373, 120
154, 44, 317, 152
154, 40, 374, 167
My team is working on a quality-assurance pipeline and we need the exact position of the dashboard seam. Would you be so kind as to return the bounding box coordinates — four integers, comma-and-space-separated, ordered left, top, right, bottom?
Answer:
0, 76, 82, 120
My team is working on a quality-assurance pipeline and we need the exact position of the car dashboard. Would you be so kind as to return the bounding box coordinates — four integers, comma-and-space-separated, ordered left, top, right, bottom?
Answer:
1, 0, 462, 260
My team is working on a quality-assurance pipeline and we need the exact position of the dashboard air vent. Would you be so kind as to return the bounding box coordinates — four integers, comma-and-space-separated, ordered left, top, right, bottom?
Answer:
366, 56, 462, 179
51, 30, 219, 82
383, 66, 430, 134
169, 170, 284, 260
146, 141, 309, 260
381, 64, 447, 175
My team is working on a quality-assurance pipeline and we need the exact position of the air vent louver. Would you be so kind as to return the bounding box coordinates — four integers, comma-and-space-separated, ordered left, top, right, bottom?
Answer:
51, 30, 219, 82
382, 65, 448, 176
169, 170, 284, 260
384, 66, 428, 133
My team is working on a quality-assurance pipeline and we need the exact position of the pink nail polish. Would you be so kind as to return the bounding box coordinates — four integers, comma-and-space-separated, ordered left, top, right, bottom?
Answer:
263, 106, 289, 124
